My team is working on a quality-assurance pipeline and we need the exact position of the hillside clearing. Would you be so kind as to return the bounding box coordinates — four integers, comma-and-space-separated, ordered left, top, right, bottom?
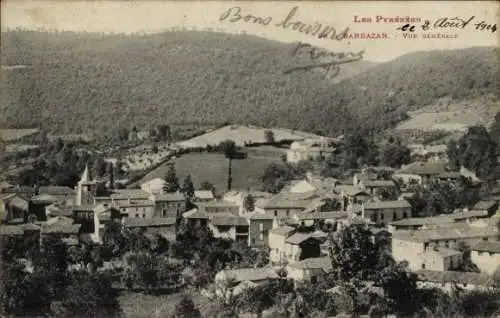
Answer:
136, 151, 283, 194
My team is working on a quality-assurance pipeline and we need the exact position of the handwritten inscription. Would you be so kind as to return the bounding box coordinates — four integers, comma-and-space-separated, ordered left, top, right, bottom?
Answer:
434, 16, 474, 29
284, 42, 364, 79
395, 16, 496, 36
220, 6, 350, 41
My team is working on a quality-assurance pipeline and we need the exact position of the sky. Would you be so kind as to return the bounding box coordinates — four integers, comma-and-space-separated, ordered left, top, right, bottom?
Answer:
1, 1, 498, 62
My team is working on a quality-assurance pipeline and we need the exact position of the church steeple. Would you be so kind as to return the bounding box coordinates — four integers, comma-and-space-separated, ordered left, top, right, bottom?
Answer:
76, 163, 97, 206
80, 164, 90, 183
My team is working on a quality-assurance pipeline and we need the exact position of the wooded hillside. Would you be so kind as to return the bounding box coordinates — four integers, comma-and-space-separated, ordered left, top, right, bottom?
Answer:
1, 30, 498, 137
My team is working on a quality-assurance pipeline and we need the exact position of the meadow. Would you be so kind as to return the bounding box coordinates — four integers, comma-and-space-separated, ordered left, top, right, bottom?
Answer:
137, 149, 284, 194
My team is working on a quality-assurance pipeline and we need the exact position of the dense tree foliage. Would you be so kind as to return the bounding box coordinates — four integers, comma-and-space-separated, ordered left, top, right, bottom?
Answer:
219, 139, 238, 191
174, 295, 201, 318
163, 163, 180, 193
0, 236, 121, 317
1, 31, 497, 136
380, 138, 411, 168
447, 125, 498, 179
200, 180, 216, 194
181, 174, 195, 201
261, 161, 312, 193
243, 194, 255, 212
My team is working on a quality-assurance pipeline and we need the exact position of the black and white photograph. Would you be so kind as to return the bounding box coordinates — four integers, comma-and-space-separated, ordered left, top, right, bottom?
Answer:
0, 1, 499, 317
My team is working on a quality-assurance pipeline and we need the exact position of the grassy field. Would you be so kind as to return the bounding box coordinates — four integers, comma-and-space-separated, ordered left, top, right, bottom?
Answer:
137, 150, 283, 194
118, 290, 213, 318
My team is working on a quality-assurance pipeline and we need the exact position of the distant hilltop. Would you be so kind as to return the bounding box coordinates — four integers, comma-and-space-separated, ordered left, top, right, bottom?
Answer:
176, 124, 338, 149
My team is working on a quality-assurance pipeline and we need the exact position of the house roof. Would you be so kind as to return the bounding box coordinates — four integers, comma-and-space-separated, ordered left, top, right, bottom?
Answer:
473, 200, 497, 211
295, 211, 349, 220
287, 257, 332, 272
123, 217, 176, 228
38, 186, 76, 196
0, 225, 25, 235
31, 194, 59, 204
285, 232, 323, 245
117, 200, 154, 208
470, 241, 500, 254
426, 247, 462, 258
182, 208, 209, 219
42, 224, 81, 234
194, 190, 214, 200
256, 192, 316, 209
390, 216, 454, 227
392, 225, 498, 243
415, 270, 498, 287
361, 180, 395, 188
269, 225, 295, 236
109, 189, 150, 200
8, 196, 30, 210
45, 216, 74, 226
61, 237, 80, 246
71, 204, 96, 212
364, 200, 411, 210
219, 268, 280, 283
395, 161, 447, 176
451, 209, 489, 219
248, 212, 275, 220
211, 215, 248, 227
197, 201, 239, 209
154, 192, 185, 202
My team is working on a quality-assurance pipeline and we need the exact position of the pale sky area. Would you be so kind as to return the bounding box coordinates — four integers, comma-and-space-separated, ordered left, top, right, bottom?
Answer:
1, 1, 498, 62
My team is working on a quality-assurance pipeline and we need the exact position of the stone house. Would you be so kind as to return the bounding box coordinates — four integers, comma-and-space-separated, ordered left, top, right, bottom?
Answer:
286, 256, 332, 282
415, 270, 499, 293
196, 201, 239, 215
122, 217, 177, 241
150, 192, 186, 218
392, 232, 463, 271
470, 241, 500, 275
208, 214, 249, 244
393, 161, 447, 186
361, 200, 412, 227
247, 212, 274, 247
268, 226, 325, 266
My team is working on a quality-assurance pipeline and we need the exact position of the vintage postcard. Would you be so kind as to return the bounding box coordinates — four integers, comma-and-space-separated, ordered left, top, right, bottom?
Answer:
1, 1, 499, 317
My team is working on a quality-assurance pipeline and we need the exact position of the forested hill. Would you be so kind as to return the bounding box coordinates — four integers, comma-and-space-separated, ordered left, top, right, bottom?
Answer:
1, 30, 498, 137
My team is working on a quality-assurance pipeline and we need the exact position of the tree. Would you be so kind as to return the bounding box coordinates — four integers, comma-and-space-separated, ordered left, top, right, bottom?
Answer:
200, 181, 216, 194
182, 174, 195, 201
33, 236, 69, 299
340, 132, 379, 170
329, 225, 378, 282
152, 144, 159, 154
219, 139, 238, 191
447, 125, 498, 179
102, 222, 127, 259
320, 198, 342, 212
92, 157, 107, 179
491, 112, 500, 151
243, 194, 255, 212
163, 163, 180, 193
157, 124, 172, 142
261, 162, 309, 194
264, 130, 275, 143
375, 261, 419, 316
118, 127, 129, 142
106, 162, 115, 189
380, 139, 411, 168
57, 271, 121, 317
174, 295, 201, 318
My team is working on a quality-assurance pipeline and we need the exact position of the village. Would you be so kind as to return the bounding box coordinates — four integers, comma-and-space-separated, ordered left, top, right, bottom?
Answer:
1, 118, 499, 317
